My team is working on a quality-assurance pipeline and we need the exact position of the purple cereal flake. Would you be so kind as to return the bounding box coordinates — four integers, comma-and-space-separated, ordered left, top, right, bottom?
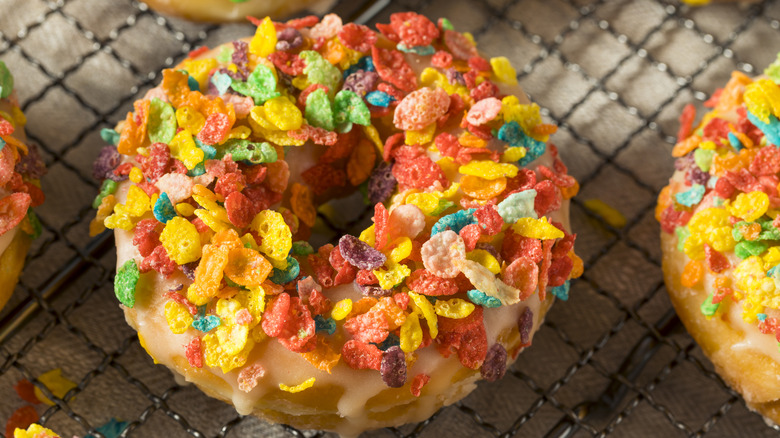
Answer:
15, 143, 47, 179
339, 235, 386, 270
445, 68, 465, 86
342, 70, 379, 97
518, 307, 533, 346
368, 162, 396, 205
380, 346, 407, 388
480, 343, 507, 382
358, 283, 393, 298
181, 261, 198, 281
276, 28, 303, 51
688, 166, 709, 186
232, 40, 249, 67
168, 284, 184, 292
93, 146, 122, 181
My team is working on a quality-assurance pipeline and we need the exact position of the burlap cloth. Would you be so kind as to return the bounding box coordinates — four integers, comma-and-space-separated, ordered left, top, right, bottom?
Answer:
1, 0, 779, 436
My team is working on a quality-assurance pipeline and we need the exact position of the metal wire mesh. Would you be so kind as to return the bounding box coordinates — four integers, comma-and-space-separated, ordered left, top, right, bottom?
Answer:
1, 0, 780, 436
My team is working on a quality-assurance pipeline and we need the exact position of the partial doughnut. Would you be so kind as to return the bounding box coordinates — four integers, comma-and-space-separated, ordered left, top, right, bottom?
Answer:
93, 12, 582, 435
142, 0, 334, 23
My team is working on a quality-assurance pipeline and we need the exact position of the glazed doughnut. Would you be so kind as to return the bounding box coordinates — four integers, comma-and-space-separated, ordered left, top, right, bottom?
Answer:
658, 59, 780, 424
93, 13, 582, 435
0, 61, 46, 311
142, 0, 334, 23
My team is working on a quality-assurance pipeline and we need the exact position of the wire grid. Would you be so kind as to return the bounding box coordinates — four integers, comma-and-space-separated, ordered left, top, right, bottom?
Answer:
1, 0, 780, 436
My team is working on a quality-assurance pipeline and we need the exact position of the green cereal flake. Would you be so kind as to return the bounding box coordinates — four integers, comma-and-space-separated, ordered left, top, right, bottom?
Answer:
765, 53, 780, 84
439, 18, 454, 31
115, 259, 140, 308
700, 293, 719, 318
0, 61, 12, 99
93, 179, 118, 209
148, 98, 177, 144
217, 45, 234, 63
223, 139, 277, 164
334, 90, 370, 131
675, 226, 690, 252
100, 128, 121, 146
305, 88, 335, 131
231, 64, 280, 105
300, 51, 341, 94
291, 241, 315, 256
693, 148, 714, 172
431, 198, 456, 216
735, 240, 768, 259
25, 210, 41, 239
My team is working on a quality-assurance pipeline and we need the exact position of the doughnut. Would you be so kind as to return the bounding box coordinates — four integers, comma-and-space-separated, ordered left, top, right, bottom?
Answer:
92, 12, 582, 435
0, 61, 46, 311
658, 58, 780, 424
142, 0, 335, 23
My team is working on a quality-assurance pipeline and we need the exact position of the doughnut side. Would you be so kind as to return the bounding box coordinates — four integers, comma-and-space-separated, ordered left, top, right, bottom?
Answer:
0, 230, 30, 310
142, 0, 335, 23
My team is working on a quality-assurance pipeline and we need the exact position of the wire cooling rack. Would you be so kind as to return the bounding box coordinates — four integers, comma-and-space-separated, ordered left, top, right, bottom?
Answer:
1, 0, 780, 436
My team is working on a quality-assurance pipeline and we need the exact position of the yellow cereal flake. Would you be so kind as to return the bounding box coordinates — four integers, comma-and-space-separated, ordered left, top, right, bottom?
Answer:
408, 291, 438, 339
160, 216, 202, 264
373, 262, 411, 290
490, 56, 518, 85
387, 237, 413, 263
583, 199, 627, 228
466, 249, 501, 274
263, 96, 303, 130
512, 216, 565, 240
459, 161, 519, 180
249, 17, 277, 58
165, 300, 194, 334
175, 106, 206, 134
332, 299, 353, 321
434, 298, 475, 319
279, 377, 316, 393
728, 191, 769, 222
251, 210, 292, 262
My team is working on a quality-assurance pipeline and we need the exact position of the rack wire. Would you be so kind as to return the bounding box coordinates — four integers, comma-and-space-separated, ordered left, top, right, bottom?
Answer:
1, 0, 779, 436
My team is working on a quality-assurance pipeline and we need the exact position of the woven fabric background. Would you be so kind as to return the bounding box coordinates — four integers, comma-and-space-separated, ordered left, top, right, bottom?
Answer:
1, 0, 780, 436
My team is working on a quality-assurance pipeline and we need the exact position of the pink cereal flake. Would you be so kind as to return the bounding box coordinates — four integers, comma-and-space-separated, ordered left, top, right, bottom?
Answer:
466, 97, 502, 126
421, 230, 466, 278
393, 87, 450, 131
185, 337, 203, 368
309, 13, 342, 40
388, 204, 426, 239
237, 364, 266, 393
155, 173, 194, 204
502, 257, 539, 301
411, 373, 430, 397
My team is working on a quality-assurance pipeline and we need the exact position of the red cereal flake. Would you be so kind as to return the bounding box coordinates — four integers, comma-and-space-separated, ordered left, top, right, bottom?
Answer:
24, 183, 45, 208
14, 380, 39, 405
391, 144, 424, 162
406, 269, 459, 296
261, 293, 316, 353
459, 223, 482, 252
382, 132, 405, 162
547, 255, 572, 287
214, 172, 246, 199
188, 46, 210, 59
308, 244, 336, 288
659, 205, 693, 234
298, 84, 330, 108
701, 117, 730, 142
140, 245, 178, 277
463, 70, 480, 90
736, 107, 764, 145
410, 373, 430, 397
435, 132, 460, 158
343, 307, 390, 343
704, 88, 722, 108
301, 163, 347, 195
456, 147, 500, 165
389, 12, 439, 47
197, 112, 231, 145
374, 203, 389, 250
392, 155, 449, 191
505, 169, 537, 195
137, 180, 160, 197
5, 405, 38, 437
356, 269, 379, 285
308, 289, 332, 315
393, 292, 409, 310
286, 15, 319, 29
503, 257, 538, 300
533, 180, 562, 217
139, 142, 172, 182
319, 130, 358, 164
237, 363, 266, 392
331, 247, 358, 286
538, 165, 577, 189
537, 240, 554, 301
242, 164, 267, 185
342, 340, 383, 370
551, 225, 576, 258
431, 51, 453, 69
164, 291, 198, 315
470, 80, 499, 102
501, 228, 543, 264
133, 218, 161, 258
268, 51, 305, 76
377, 82, 404, 106
191, 216, 210, 233
704, 243, 730, 273
186, 337, 203, 368
723, 168, 763, 194
436, 306, 487, 369
372, 45, 418, 92
338, 23, 376, 53
474, 205, 503, 235
0, 118, 13, 136
0, 194, 36, 234
677, 104, 696, 142
750, 146, 780, 176
225, 191, 254, 229
438, 93, 466, 128
469, 56, 491, 72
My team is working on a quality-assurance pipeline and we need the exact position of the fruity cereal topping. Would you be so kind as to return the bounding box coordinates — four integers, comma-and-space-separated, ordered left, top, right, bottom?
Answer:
658, 55, 780, 342
93, 12, 581, 398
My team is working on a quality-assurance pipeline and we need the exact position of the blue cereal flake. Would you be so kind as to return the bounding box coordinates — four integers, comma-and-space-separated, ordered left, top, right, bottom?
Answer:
366, 90, 395, 108
747, 111, 780, 147
467, 289, 502, 308
343, 56, 375, 78
497, 189, 538, 223
192, 314, 221, 332
768, 264, 780, 279
187, 75, 200, 92
211, 71, 233, 95
314, 315, 336, 335
727, 132, 743, 151
397, 44, 436, 55
498, 121, 547, 166
153, 192, 176, 223
550, 281, 570, 301
100, 128, 121, 146
758, 313, 769, 322
431, 208, 477, 235
376, 332, 400, 350
269, 256, 300, 284
674, 184, 705, 207
86, 418, 130, 438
